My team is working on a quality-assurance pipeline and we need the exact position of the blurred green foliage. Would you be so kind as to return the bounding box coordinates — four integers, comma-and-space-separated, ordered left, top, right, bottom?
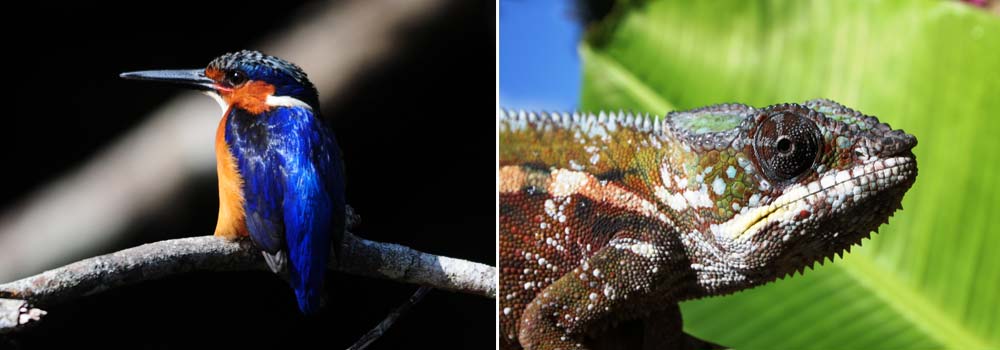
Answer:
580, 0, 1000, 348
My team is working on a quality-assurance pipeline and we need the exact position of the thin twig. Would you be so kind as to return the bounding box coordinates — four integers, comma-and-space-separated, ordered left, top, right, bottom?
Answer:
0, 232, 495, 333
347, 286, 433, 350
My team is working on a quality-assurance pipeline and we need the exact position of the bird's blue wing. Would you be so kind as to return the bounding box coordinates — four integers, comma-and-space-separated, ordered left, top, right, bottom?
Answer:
227, 106, 345, 314
271, 106, 346, 314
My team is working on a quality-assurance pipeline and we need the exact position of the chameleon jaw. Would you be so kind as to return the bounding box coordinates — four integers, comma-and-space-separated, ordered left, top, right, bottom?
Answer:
716, 156, 917, 242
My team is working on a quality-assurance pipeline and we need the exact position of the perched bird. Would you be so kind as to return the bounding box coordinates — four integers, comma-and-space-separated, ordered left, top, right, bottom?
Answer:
121, 50, 346, 314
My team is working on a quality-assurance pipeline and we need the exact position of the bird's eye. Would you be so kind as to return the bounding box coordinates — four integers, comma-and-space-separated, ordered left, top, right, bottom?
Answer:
753, 111, 822, 182
225, 70, 248, 86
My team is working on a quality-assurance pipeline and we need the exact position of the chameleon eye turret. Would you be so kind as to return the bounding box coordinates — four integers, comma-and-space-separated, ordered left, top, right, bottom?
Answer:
751, 106, 823, 182
499, 99, 916, 349
123, 50, 345, 314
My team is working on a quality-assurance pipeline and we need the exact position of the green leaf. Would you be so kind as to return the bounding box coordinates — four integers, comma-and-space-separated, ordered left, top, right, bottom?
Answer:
580, 0, 1000, 349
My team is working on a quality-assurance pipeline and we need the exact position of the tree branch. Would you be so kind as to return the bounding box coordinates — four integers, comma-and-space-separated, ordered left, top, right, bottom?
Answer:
0, 232, 495, 333
0, 0, 457, 283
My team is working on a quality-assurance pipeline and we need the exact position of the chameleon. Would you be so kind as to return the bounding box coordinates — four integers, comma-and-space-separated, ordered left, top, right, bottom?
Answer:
498, 99, 917, 349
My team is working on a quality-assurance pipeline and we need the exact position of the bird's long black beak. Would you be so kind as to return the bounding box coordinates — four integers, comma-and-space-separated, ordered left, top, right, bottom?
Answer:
119, 69, 215, 91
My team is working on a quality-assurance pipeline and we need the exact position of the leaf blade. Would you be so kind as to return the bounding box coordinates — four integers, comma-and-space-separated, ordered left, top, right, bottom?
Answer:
581, 0, 1000, 348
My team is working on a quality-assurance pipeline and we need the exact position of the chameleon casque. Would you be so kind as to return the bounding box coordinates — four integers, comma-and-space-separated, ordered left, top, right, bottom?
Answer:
499, 99, 917, 349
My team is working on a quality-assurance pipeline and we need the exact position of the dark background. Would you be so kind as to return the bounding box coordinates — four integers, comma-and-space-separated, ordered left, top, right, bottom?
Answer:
1, 1, 493, 348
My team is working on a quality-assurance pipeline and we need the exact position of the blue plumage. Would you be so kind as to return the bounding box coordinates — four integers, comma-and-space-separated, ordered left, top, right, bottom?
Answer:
122, 50, 345, 314
226, 105, 345, 314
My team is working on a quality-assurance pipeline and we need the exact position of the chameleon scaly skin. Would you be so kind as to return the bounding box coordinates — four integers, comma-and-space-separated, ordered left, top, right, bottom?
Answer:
498, 100, 917, 349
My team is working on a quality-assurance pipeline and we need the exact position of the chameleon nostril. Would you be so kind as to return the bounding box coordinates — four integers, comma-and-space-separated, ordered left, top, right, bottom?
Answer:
903, 134, 916, 150
884, 130, 917, 155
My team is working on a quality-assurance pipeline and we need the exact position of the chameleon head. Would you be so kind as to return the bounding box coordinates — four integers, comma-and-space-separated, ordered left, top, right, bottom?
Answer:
658, 99, 917, 294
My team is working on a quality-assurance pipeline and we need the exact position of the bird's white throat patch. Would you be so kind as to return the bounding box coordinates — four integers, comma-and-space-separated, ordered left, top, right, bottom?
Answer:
203, 91, 313, 113
204, 91, 228, 112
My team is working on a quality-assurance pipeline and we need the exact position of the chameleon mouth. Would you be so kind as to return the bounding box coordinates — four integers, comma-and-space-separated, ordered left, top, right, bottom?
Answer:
722, 156, 917, 241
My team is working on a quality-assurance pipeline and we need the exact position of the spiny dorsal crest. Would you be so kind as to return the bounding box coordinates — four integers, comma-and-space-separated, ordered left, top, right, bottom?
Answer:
498, 109, 662, 133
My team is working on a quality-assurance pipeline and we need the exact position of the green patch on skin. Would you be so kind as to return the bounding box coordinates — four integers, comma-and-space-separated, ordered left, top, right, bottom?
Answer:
826, 113, 857, 124
731, 181, 746, 199
702, 150, 756, 221
817, 110, 873, 131
837, 136, 852, 150
675, 113, 743, 134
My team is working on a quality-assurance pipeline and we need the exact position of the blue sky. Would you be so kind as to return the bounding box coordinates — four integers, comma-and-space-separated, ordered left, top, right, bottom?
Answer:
499, 0, 583, 111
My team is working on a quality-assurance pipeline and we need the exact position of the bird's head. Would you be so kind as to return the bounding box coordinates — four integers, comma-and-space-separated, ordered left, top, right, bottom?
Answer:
121, 50, 319, 114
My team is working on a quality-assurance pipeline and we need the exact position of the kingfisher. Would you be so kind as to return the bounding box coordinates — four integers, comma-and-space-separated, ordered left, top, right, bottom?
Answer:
121, 50, 346, 314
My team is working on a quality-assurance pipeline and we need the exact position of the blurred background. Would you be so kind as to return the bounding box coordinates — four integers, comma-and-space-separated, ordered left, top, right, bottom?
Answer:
500, 0, 583, 110
1, 0, 492, 348
502, 0, 999, 349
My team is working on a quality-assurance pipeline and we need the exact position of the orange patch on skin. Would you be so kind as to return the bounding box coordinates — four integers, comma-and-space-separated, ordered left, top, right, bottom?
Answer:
499, 165, 668, 224
499, 166, 553, 194
547, 169, 669, 224
499, 166, 528, 193
214, 109, 248, 240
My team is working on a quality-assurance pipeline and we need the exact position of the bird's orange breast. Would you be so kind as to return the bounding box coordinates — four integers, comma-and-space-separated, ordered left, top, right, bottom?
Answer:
214, 110, 249, 240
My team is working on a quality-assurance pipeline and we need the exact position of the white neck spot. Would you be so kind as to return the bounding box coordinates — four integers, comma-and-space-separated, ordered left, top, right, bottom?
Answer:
265, 95, 313, 110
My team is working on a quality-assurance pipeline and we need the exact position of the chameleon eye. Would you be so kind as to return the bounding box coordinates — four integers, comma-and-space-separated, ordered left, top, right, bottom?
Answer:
753, 111, 822, 182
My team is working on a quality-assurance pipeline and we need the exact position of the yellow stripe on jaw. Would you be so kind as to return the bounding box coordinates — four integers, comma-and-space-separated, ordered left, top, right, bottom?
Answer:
713, 203, 777, 241
715, 184, 811, 241
744, 206, 792, 240
721, 156, 916, 241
